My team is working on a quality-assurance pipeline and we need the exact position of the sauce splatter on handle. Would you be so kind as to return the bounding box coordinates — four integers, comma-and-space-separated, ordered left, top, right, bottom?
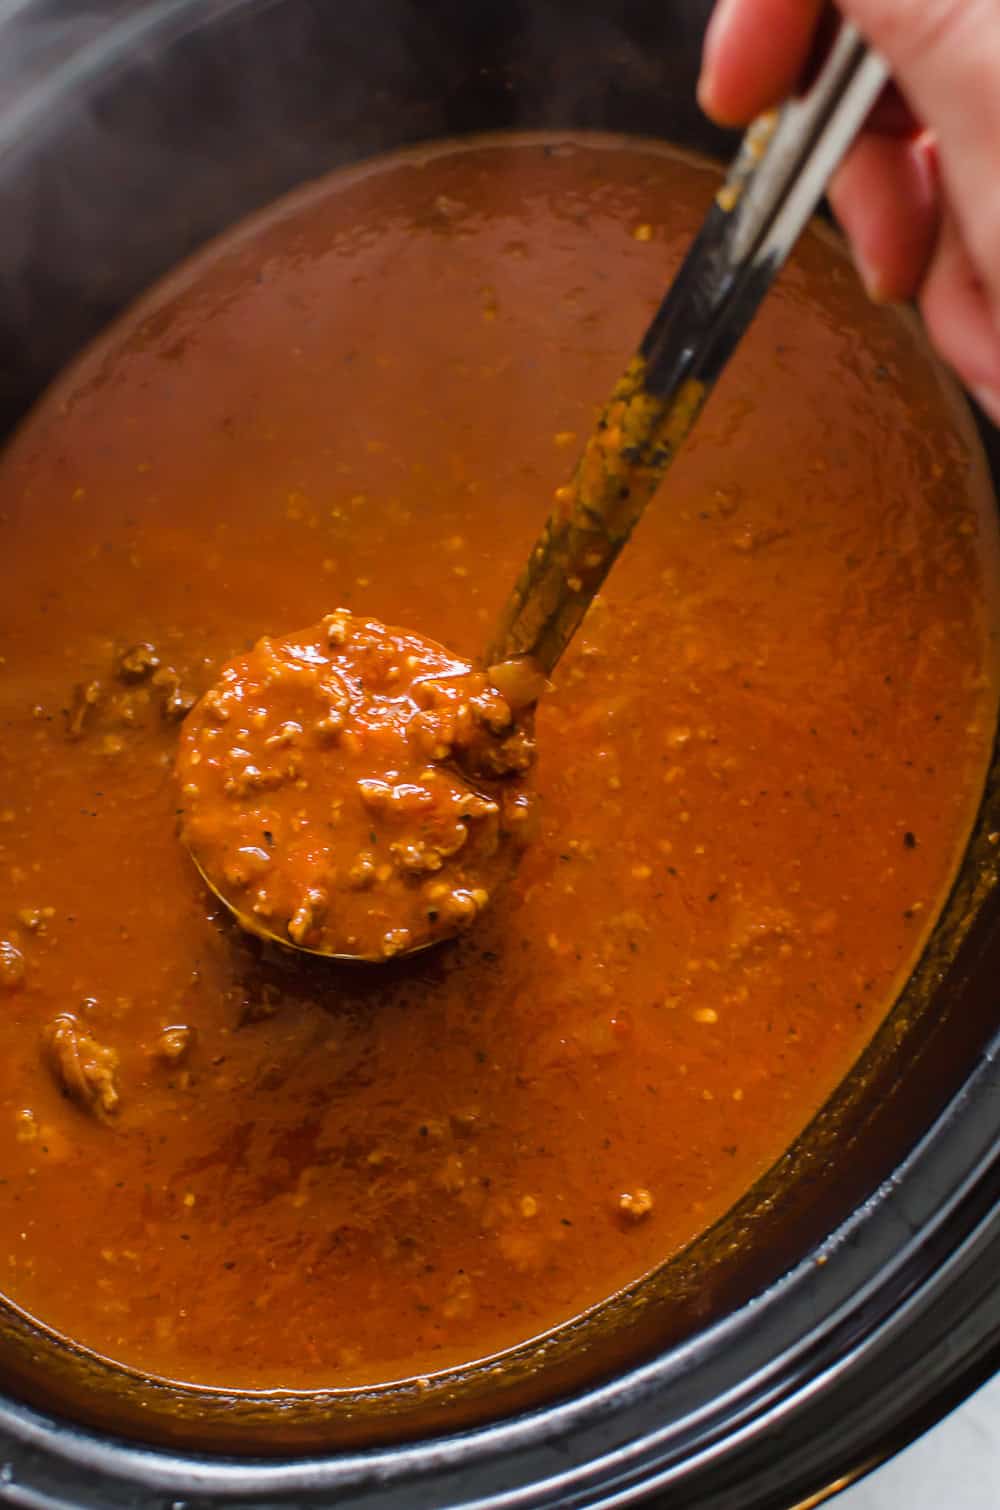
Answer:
488, 358, 705, 673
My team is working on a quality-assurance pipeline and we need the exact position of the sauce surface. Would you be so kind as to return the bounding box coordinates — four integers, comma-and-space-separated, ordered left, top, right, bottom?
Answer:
0, 136, 996, 1392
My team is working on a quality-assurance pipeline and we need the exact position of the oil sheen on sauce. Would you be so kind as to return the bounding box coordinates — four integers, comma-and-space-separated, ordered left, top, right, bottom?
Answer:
0, 136, 997, 1393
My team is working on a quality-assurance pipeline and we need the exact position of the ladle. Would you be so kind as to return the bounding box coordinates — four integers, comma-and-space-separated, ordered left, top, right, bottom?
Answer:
179, 24, 889, 962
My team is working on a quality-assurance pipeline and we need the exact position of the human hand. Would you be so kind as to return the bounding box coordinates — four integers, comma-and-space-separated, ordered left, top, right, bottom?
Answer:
697, 0, 1000, 424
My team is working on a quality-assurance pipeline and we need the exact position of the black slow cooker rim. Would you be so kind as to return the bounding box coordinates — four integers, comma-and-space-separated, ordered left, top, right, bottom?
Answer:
0, 2, 999, 1505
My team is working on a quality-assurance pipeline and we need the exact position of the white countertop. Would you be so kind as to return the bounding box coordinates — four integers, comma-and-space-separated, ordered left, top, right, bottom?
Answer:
835, 1371, 1000, 1508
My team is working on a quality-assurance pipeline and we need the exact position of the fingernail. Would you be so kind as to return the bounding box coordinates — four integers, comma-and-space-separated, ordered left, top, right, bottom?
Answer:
697, 0, 735, 114
972, 386, 1000, 427
695, 54, 717, 116
854, 248, 891, 305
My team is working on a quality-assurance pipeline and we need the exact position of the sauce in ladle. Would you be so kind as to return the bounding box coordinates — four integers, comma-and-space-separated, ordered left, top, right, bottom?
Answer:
178, 611, 538, 959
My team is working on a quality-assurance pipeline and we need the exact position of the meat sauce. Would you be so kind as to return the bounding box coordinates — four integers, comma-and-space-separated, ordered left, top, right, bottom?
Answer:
0, 136, 996, 1393
178, 612, 537, 960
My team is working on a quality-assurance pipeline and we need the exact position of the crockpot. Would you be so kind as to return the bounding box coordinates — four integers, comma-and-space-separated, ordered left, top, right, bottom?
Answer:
0, 2, 999, 1505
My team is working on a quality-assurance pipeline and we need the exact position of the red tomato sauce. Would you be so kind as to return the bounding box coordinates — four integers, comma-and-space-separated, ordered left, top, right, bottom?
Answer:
0, 135, 996, 1393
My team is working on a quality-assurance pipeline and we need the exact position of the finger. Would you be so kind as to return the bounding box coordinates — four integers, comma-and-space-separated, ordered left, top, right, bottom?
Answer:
828, 131, 939, 303
698, 0, 825, 125
840, 0, 1000, 298
919, 212, 1000, 418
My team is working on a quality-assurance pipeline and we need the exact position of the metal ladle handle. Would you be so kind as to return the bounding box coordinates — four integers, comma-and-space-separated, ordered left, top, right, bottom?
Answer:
486, 24, 890, 675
